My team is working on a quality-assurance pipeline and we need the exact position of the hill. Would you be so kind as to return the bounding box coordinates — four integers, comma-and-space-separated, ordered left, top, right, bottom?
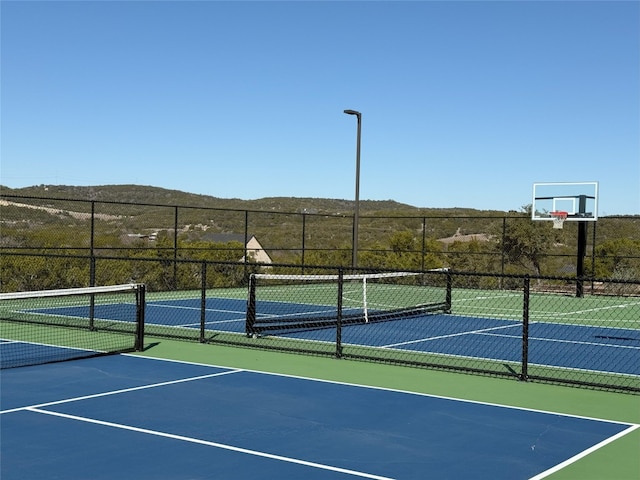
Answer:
0, 184, 508, 217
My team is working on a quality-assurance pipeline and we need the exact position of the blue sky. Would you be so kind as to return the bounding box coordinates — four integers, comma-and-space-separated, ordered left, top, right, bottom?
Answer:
1, 1, 638, 215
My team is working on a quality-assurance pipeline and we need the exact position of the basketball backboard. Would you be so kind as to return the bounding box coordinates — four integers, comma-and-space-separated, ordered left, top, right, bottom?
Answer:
532, 182, 598, 222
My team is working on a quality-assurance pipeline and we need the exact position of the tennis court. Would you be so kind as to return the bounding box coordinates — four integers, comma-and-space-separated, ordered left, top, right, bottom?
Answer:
2, 353, 637, 480
4, 283, 639, 378
143, 294, 640, 377
1, 282, 639, 478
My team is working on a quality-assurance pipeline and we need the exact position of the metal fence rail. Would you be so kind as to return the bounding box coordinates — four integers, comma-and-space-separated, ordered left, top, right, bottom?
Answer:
2, 194, 640, 287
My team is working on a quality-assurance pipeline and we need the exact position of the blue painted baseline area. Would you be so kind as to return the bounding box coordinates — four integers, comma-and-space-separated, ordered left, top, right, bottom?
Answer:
21, 297, 640, 376
1, 355, 636, 480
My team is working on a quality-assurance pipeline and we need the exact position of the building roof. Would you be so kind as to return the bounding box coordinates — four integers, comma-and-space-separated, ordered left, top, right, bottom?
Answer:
201, 233, 256, 244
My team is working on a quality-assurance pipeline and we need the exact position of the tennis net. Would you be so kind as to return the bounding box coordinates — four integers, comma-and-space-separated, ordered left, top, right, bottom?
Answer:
0, 284, 145, 369
246, 270, 451, 336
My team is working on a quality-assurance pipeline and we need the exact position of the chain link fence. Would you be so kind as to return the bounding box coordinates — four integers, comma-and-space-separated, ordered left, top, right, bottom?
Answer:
2, 194, 639, 392
2, 251, 638, 393
2, 193, 640, 285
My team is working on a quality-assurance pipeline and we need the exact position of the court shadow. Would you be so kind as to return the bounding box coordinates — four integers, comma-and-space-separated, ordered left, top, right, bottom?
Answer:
142, 342, 161, 352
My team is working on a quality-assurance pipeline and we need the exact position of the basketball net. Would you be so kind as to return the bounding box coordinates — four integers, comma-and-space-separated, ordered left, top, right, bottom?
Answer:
550, 211, 568, 229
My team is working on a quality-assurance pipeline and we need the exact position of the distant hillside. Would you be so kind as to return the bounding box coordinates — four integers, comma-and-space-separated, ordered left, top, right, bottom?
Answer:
0, 184, 508, 217
2, 184, 638, 260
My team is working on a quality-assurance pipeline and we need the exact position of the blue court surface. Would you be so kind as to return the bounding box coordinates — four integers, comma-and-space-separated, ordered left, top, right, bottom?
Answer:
1, 354, 636, 480
27, 296, 640, 376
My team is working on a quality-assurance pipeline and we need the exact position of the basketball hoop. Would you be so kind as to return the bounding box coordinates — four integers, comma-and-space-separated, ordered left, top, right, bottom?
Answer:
550, 211, 568, 229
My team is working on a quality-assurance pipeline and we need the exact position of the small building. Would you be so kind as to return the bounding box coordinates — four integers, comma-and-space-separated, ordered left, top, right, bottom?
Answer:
203, 233, 272, 264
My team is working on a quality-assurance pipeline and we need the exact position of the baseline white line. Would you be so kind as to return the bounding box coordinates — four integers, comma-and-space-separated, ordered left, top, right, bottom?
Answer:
0, 369, 242, 415
148, 303, 245, 315
382, 323, 520, 348
456, 293, 521, 302
529, 424, 640, 480
554, 301, 640, 317
160, 319, 244, 329
26, 407, 394, 480
481, 332, 640, 350
133, 355, 639, 425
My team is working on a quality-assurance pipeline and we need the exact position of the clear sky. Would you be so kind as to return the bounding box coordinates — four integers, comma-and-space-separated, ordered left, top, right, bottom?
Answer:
1, 0, 638, 215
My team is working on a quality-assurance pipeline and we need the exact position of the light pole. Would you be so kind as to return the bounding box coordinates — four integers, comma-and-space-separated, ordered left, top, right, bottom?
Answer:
344, 109, 361, 269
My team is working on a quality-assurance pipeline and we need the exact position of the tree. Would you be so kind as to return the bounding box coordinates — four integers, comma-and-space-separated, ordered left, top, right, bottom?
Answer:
588, 238, 640, 280
497, 206, 556, 276
447, 239, 494, 273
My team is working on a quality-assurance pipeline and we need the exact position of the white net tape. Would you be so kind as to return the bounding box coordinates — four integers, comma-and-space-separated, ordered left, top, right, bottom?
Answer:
0, 284, 141, 301
252, 268, 448, 282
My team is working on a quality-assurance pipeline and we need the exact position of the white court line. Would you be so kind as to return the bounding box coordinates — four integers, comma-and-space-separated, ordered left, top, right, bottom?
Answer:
529, 424, 640, 480
481, 332, 640, 351
161, 318, 245, 329
382, 323, 521, 348
455, 293, 521, 303
0, 369, 242, 415
9, 354, 635, 479
255, 308, 337, 320
137, 356, 639, 425
3, 354, 636, 479
150, 301, 338, 321
554, 301, 640, 316
26, 407, 394, 480
455, 295, 640, 321
148, 303, 245, 315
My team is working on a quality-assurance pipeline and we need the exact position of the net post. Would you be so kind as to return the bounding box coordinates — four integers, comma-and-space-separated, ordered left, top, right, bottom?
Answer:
135, 283, 145, 352
520, 275, 530, 382
89, 292, 96, 331
336, 269, 343, 359
246, 274, 257, 337
362, 276, 369, 323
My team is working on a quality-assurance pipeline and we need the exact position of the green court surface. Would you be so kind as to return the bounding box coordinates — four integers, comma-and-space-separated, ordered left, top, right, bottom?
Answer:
143, 282, 640, 329
453, 288, 640, 328
135, 337, 640, 480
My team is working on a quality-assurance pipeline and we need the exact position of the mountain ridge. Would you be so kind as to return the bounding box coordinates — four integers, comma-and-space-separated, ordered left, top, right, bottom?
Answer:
0, 184, 510, 217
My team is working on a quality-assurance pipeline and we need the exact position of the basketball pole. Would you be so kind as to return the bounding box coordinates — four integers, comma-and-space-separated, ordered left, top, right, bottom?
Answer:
575, 195, 588, 298
576, 222, 588, 297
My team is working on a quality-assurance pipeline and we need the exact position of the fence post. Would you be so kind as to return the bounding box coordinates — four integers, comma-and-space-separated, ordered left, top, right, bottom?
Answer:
135, 283, 146, 351
445, 270, 452, 314
336, 268, 343, 359
200, 261, 207, 343
90, 201, 96, 287
301, 213, 307, 274
500, 217, 507, 289
246, 274, 257, 337
244, 210, 249, 279
421, 216, 427, 272
173, 206, 179, 290
521, 275, 530, 381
